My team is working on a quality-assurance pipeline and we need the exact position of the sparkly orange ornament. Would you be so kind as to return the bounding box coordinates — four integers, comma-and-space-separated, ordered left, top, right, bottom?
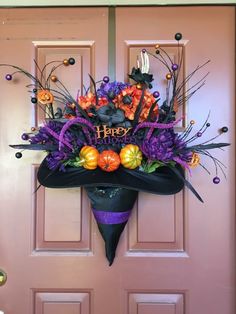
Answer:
116, 85, 158, 122
78, 92, 95, 110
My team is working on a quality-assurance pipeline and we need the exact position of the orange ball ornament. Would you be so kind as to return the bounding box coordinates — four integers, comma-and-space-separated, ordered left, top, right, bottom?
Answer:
98, 150, 120, 172
166, 73, 172, 80
63, 59, 69, 66
50, 75, 58, 82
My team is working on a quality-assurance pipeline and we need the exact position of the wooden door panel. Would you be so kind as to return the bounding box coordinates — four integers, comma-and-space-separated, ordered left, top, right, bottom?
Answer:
128, 193, 184, 252
31, 42, 94, 253
33, 166, 91, 252
34, 291, 90, 314
35, 43, 94, 124
124, 42, 186, 257
128, 293, 184, 314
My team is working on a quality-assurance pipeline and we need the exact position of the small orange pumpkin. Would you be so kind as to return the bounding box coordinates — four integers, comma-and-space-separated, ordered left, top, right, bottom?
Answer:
120, 144, 142, 169
37, 90, 54, 105
98, 150, 120, 172
79, 146, 99, 170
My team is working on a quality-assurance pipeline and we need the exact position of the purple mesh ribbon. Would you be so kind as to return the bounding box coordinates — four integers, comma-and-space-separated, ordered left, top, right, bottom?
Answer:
58, 117, 95, 150
92, 208, 132, 224
133, 117, 183, 136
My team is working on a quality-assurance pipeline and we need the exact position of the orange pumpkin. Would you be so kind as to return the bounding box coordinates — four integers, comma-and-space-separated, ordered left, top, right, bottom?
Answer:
37, 90, 54, 105
98, 150, 120, 172
79, 146, 99, 170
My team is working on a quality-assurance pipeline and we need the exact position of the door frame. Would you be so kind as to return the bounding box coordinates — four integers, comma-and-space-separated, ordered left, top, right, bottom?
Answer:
0, 0, 235, 7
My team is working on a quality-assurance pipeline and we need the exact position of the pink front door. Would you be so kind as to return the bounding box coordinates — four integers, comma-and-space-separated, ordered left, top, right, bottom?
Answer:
0, 6, 235, 314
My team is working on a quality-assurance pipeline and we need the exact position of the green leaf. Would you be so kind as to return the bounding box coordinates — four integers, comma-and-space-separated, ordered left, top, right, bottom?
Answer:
141, 160, 177, 173
141, 161, 163, 173
63, 157, 82, 168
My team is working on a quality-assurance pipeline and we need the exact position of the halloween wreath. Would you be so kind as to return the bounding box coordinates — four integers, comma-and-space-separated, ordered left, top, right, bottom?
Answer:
2, 33, 229, 265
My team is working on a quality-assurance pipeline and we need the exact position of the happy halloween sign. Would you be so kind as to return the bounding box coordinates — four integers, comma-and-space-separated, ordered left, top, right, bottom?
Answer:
93, 125, 135, 145
95, 125, 132, 139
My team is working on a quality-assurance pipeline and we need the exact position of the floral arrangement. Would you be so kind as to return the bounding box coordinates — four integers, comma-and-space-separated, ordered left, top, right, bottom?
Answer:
3, 33, 229, 265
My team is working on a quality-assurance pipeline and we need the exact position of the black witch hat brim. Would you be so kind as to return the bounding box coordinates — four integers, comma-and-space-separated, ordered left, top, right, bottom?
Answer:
37, 158, 185, 195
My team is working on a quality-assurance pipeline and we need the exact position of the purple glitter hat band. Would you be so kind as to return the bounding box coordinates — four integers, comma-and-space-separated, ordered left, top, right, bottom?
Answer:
92, 208, 132, 224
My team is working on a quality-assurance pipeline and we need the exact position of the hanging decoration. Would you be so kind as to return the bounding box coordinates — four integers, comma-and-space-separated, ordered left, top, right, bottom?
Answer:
2, 33, 229, 265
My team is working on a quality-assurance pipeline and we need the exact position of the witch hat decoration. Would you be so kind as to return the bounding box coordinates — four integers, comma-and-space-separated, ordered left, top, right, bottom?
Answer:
5, 33, 230, 265
36, 157, 185, 265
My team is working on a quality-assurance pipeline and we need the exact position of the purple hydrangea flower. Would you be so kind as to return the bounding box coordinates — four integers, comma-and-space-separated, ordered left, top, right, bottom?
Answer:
141, 129, 192, 163
30, 120, 86, 151
46, 151, 68, 171
30, 121, 64, 145
97, 81, 130, 99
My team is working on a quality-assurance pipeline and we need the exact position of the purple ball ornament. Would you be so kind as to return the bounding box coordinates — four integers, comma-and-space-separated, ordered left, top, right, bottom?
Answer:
5, 74, 12, 81
153, 91, 160, 98
197, 132, 202, 137
21, 133, 29, 141
142, 48, 146, 53
213, 176, 220, 184
172, 64, 179, 71
103, 76, 110, 83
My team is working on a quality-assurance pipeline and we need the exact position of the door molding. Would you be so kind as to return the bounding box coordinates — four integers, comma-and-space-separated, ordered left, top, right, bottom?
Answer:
0, 1, 235, 7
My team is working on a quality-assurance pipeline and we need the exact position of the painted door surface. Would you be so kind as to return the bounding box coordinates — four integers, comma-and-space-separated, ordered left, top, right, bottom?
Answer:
116, 6, 235, 314
0, 6, 235, 314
